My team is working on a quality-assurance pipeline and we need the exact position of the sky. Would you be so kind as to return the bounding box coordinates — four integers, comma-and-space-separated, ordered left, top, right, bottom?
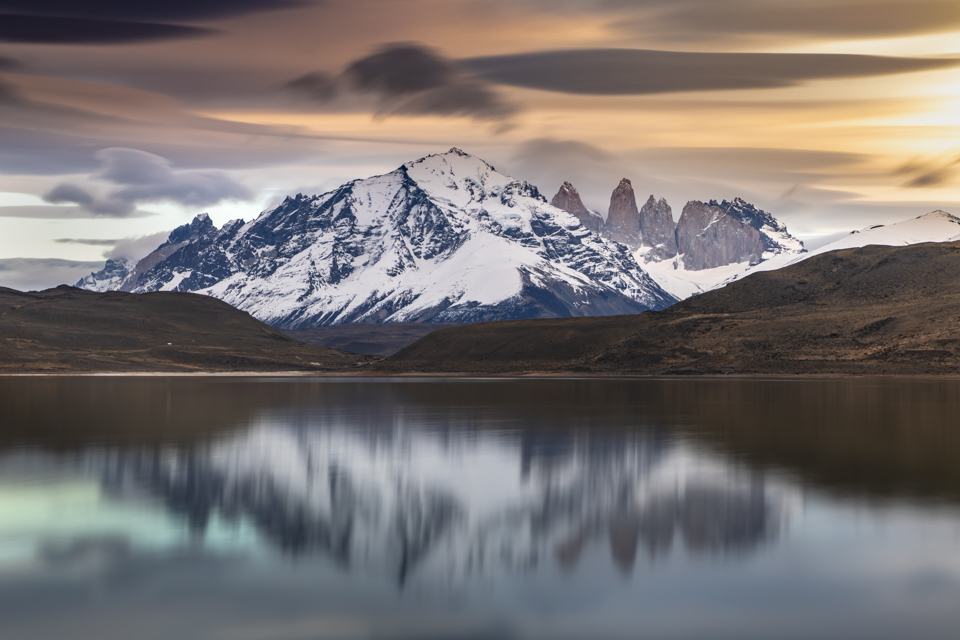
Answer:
1, 0, 959, 290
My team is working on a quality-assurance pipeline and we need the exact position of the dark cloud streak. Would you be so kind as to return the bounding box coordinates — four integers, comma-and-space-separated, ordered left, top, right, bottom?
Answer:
464, 49, 960, 95
54, 238, 117, 246
288, 43, 517, 121
44, 183, 94, 207
0, 15, 211, 44
894, 156, 960, 188
0, 0, 306, 22
345, 44, 454, 96
0, 0, 306, 44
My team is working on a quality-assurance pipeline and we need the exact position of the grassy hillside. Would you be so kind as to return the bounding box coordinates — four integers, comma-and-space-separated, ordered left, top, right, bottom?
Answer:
0, 286, 370, 372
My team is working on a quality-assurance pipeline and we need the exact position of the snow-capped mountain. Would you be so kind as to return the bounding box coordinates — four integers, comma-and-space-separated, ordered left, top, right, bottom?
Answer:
79, 149, 676, 327
74, 257, 133, 292
549, 182, 807, 300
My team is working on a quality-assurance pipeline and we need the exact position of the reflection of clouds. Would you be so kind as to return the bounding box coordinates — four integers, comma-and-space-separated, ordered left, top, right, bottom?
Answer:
95, 425, 785, 586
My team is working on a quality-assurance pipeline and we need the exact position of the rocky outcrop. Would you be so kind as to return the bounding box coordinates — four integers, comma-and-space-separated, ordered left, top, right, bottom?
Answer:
550, 182, 603, 234
676, 201, 763, 270
716, 198, 805, 257
638, 196, 678, 260
604, 178, 641, 248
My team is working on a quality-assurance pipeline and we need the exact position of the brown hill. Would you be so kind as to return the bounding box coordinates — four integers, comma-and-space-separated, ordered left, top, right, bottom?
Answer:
380, 241, 960, 375
0, 286, 370, 372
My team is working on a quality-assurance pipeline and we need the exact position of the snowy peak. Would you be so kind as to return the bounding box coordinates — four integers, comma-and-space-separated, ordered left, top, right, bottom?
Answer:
165, 212, 218, 246
74, 257, 133, 292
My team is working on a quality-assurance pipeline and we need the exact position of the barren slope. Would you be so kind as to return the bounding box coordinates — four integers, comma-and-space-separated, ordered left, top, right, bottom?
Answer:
0, 286, 369, 372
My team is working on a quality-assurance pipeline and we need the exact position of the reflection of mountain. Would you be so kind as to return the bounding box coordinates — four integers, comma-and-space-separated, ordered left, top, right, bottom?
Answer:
98, 424, 784, 586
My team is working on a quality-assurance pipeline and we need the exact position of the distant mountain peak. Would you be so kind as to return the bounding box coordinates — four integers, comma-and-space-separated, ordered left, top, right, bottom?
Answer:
550, 181, 603, 234
605, 178, 641, 248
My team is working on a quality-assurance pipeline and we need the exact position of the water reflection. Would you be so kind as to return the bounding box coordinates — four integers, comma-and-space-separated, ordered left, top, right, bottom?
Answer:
93, 423, 783, 586
4, 377, 960, 640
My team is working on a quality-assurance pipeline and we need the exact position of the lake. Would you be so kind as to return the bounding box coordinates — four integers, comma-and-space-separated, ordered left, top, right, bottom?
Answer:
2, 376, 960, 640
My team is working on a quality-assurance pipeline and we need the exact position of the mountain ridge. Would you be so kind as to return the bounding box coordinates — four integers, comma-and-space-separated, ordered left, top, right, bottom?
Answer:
79, 149, 676, 328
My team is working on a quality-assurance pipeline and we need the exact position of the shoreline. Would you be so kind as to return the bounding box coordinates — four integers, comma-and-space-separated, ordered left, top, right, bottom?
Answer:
2, 370, 960, 380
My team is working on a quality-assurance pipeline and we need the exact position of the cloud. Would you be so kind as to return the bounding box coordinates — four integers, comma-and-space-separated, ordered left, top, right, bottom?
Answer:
531, 0, 960, 41
285, 72, 336, 100
464, 49, 960, 95
0, 0, 307, 21
44, 183, 95, 207
0, 205, 154, 219
0, 0, 305, 44
344, 44, 454, 96
43, 148, 253, 217
0, 127, 108, 176
0, 15, 211, 44
54, 237, 117, 246
51, 232, 166, 261
0, 257, 104, 291
105, 231, 168, 260
390, 80, 517, 120
507, 138, 626, 214
287, 43, 517, 122
894, 155, 960, 188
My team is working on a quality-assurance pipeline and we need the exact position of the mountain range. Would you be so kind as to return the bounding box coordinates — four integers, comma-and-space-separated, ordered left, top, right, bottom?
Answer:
78, 150, 675, 328
76, 149, 960, 334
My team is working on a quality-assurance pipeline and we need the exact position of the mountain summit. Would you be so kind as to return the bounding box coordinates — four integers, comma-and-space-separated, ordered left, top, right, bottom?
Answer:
550, 181, 603, 234
80, 149, 675, 327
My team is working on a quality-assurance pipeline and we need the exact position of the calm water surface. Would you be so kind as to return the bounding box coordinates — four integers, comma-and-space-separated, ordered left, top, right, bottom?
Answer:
2, 377, 960, 640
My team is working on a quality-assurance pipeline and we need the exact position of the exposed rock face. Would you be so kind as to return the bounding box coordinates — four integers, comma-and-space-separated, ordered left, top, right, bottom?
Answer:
550, 182, 603, 234
638, 196, 678, 260
676, 201, 763, 271
717, 198, 805, 256
604, 178, 641, 248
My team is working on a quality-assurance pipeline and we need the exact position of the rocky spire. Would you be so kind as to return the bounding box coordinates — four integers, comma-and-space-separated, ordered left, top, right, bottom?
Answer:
550, 181, 603, 234
638, 195, 678, 260
604, 178, 641, 248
